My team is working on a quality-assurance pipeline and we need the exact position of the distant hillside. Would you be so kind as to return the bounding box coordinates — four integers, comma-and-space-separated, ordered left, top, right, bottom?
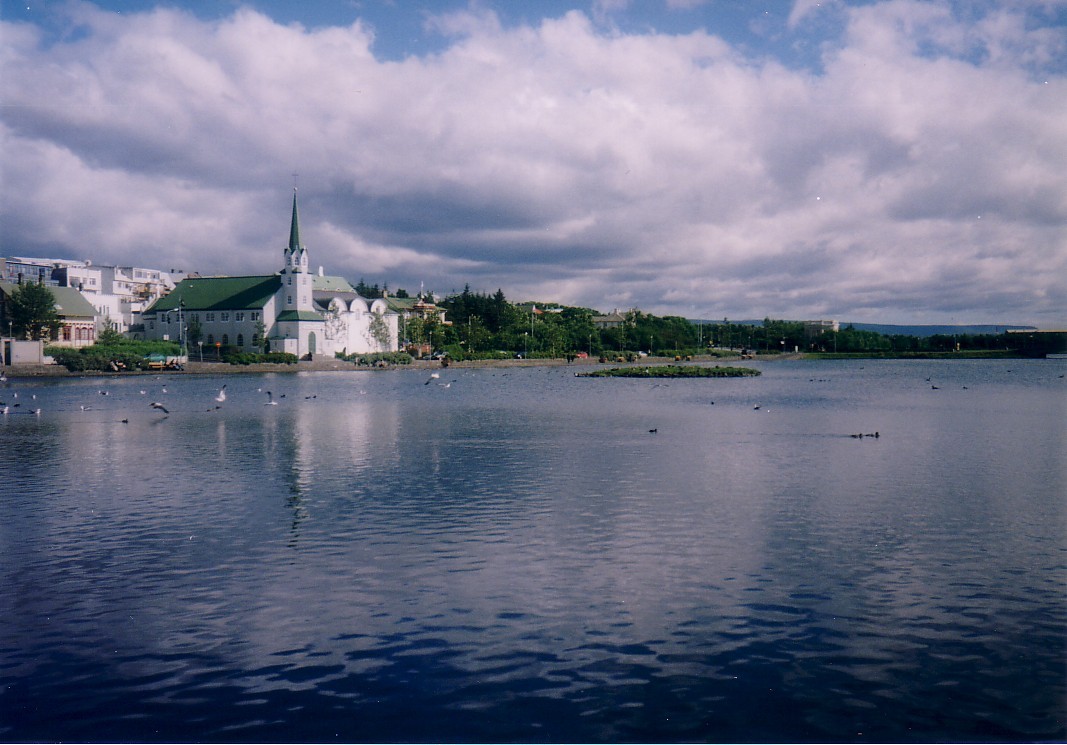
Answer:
690, 320, 1037, 338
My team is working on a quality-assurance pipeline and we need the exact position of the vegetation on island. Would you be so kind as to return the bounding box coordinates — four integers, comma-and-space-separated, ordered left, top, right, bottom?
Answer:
578, 365, 761, 378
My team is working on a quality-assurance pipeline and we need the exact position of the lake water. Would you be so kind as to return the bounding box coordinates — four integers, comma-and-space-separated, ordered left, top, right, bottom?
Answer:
1, 359, 1064, 743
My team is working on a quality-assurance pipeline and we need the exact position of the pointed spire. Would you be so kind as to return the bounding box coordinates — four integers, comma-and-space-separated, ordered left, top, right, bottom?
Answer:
288, 187, 302, 252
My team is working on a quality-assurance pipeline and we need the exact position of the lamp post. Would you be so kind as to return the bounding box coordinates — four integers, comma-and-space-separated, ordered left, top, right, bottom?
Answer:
197, 341, 203, 362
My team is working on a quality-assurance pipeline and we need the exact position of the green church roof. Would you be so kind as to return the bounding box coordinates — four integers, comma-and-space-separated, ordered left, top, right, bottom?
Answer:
146, 275, 280, 314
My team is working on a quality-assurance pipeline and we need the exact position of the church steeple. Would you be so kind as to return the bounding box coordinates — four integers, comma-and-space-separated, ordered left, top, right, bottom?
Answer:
288, 188, 302, 253
284, 188, 308, 273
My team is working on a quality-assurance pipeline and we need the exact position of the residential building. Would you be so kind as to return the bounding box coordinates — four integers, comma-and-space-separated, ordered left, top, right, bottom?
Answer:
0, 280, 99, 347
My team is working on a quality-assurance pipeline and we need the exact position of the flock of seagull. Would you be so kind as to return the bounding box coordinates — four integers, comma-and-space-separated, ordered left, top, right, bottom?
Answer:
1, 366, 1060, 429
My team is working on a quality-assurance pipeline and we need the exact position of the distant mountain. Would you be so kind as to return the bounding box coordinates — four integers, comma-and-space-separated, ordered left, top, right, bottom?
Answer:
844, 323, 1036, 337
689, 319, 1037, 338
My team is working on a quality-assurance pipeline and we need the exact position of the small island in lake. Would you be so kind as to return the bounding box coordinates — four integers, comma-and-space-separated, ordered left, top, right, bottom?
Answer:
577, 365, 761, 378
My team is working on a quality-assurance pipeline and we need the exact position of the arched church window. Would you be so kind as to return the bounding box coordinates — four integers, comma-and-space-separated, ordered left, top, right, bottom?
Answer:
237, 334, 245, 347
222, 334, 229, 346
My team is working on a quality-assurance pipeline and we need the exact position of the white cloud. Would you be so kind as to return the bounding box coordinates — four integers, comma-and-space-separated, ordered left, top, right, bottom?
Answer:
1, 1, 1064, 325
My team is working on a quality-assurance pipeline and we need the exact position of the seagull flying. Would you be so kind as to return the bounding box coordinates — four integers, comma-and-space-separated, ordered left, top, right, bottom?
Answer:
150, 402, 170, 414
425, 372, 440, 385
264, 391, 278, 406
215, 385, 227, 403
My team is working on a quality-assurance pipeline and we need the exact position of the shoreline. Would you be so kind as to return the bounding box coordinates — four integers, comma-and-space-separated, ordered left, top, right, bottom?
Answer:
3, 350, 1041, 380
0, 353, 761, 379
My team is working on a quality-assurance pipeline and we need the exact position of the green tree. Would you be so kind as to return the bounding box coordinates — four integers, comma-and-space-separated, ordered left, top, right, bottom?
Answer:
8, 282, 61, 340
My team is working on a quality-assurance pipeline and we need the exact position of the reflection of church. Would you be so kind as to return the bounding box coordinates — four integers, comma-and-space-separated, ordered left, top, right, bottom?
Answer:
143, 191, 398, 357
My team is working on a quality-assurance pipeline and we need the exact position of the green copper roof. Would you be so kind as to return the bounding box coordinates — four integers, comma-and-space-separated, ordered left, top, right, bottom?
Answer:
289, 190, 302, 252
276, 310, 323, 322
145, 275, 280, 314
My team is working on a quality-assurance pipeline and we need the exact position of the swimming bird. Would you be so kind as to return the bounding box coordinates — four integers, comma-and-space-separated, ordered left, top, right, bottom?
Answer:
649, 428, 658, 433
214, 385, 227, 403
753, 404, 761, 410
121, 418, 128, 424
264, 391, 278, 405
150, 402, 170, 414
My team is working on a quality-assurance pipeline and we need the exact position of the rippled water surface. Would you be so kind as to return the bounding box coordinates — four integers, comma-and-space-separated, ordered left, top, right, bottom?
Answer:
1, 359, 1064, 742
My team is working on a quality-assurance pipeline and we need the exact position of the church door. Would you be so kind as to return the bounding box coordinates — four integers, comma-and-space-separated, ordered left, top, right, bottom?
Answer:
308, 332, 317, 356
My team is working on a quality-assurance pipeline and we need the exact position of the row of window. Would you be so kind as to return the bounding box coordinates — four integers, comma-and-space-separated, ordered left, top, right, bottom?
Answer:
205, 334, 245, 347
162, 311, 260, 323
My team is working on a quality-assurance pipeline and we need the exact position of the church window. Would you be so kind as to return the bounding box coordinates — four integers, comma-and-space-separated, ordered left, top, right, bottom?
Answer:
222, 334, 229, 346
236, 312, 245, 322
206, 313, 215, 322
207, 334, 215, 345
288, 295, 293, 305
237, 334, 245, 347
221, 312, 229, 322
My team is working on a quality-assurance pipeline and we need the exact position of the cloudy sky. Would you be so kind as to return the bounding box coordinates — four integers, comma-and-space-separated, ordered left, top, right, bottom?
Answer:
2, 0, 1065, 325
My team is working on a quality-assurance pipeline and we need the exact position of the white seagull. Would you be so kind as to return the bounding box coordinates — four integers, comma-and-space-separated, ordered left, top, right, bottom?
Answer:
215, 385, 227, 403
150, 402, 170, 415
425, 372, 440, 385
264, 390, 278, 406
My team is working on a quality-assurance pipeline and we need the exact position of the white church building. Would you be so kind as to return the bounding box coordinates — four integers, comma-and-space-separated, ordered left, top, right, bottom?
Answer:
142, 191, 398, 358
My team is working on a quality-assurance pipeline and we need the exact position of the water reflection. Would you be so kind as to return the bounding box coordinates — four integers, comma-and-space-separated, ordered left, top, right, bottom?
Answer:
0, 361, 1063, 742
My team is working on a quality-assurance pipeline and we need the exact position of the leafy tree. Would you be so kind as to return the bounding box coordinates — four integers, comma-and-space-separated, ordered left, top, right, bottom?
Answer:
8, 282, 61, 340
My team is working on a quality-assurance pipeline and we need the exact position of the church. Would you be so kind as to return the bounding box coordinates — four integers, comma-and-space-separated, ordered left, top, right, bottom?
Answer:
142, 191, 398, 358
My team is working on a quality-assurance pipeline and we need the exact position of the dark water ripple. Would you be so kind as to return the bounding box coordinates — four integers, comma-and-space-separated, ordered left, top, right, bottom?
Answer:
1, 360, 1064, 741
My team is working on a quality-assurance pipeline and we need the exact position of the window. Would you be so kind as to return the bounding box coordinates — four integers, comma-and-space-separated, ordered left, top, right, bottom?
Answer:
221, 312, 229, 322
287, 295, 293, 305
206, 313, 215, 322
251, 312, 260, 321
207, 334, 215, 345
235, 312, 245, 322
222, 334, 229, 346
237, 334, 245, 347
